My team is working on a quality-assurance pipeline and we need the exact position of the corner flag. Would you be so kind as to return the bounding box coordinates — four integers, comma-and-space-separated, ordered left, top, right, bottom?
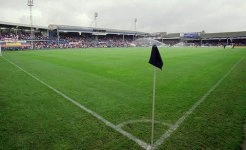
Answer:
148, 45, 163, 149
149, 45, 163, 70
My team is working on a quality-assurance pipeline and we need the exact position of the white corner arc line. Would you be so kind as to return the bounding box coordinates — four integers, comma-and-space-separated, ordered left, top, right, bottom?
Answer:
117, 119, 173, 128
152, 57, 245, 150
3, 57, 148, 150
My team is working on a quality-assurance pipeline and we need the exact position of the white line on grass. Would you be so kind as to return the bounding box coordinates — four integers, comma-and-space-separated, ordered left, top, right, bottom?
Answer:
117, 119, 173, 128
152, 57, 245, 150
3, 57, 148, 149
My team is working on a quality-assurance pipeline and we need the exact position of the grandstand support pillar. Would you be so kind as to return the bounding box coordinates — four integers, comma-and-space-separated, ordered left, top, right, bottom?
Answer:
46, 30, 49, 39
95, 35, 98, 44
15, 26, 18, 36
123, 34, 125, 42
201, 39, 203, 46
57, 30, 60, 48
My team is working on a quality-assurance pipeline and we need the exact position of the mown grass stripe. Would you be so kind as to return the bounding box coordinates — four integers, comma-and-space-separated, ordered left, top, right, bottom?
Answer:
152, 56, 245, 150
2, 57, 148, 149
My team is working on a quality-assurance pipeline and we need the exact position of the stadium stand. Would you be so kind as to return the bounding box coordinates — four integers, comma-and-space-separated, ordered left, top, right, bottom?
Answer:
155, 33, 181, 46
1, 21, 246, 50
0, 22, 148, 50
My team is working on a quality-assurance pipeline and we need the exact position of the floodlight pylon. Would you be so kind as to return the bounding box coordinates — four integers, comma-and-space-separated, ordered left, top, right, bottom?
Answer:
27, 0, 34, 49
94, 12, 98, 28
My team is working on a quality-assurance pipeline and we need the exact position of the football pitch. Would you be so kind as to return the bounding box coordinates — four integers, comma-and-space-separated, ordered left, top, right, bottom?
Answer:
0, 47, 245, 149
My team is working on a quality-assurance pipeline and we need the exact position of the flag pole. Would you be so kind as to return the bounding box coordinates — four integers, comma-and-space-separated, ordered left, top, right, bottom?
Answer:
151, 66, 156, 148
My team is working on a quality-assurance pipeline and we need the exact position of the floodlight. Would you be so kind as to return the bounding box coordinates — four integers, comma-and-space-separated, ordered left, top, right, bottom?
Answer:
27, 0, 33, 6
95, 12, 98, 18
134, 18, 137, 31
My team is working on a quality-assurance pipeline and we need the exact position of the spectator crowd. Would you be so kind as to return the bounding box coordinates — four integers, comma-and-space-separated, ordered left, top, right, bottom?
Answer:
0, 31, 134, 50
1, 31, 246, 50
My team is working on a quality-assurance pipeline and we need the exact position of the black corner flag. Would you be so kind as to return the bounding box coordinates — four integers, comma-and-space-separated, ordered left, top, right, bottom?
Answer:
149, 45, 163, 70
148, 45, 164, 148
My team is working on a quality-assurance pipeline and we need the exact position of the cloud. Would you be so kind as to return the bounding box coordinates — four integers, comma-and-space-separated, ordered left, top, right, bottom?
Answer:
0, 0, 245, 33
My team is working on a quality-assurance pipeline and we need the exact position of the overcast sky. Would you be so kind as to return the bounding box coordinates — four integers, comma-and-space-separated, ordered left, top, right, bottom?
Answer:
0, 0, 245, 33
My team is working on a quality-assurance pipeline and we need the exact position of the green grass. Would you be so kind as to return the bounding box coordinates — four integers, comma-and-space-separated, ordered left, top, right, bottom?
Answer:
0, 47, 245, 149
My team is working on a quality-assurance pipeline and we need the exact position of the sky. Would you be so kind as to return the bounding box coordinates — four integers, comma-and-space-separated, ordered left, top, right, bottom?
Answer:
0, 0, 246, 33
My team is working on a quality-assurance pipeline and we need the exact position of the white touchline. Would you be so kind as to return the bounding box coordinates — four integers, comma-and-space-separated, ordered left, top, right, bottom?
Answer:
3, 57, 148, 150
152, 57, 244, 150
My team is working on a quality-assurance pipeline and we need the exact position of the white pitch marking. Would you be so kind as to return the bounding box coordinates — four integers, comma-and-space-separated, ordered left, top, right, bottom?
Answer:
3, 57, 148, 149
152, 57, 245, 150
117, 119, 173, 128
